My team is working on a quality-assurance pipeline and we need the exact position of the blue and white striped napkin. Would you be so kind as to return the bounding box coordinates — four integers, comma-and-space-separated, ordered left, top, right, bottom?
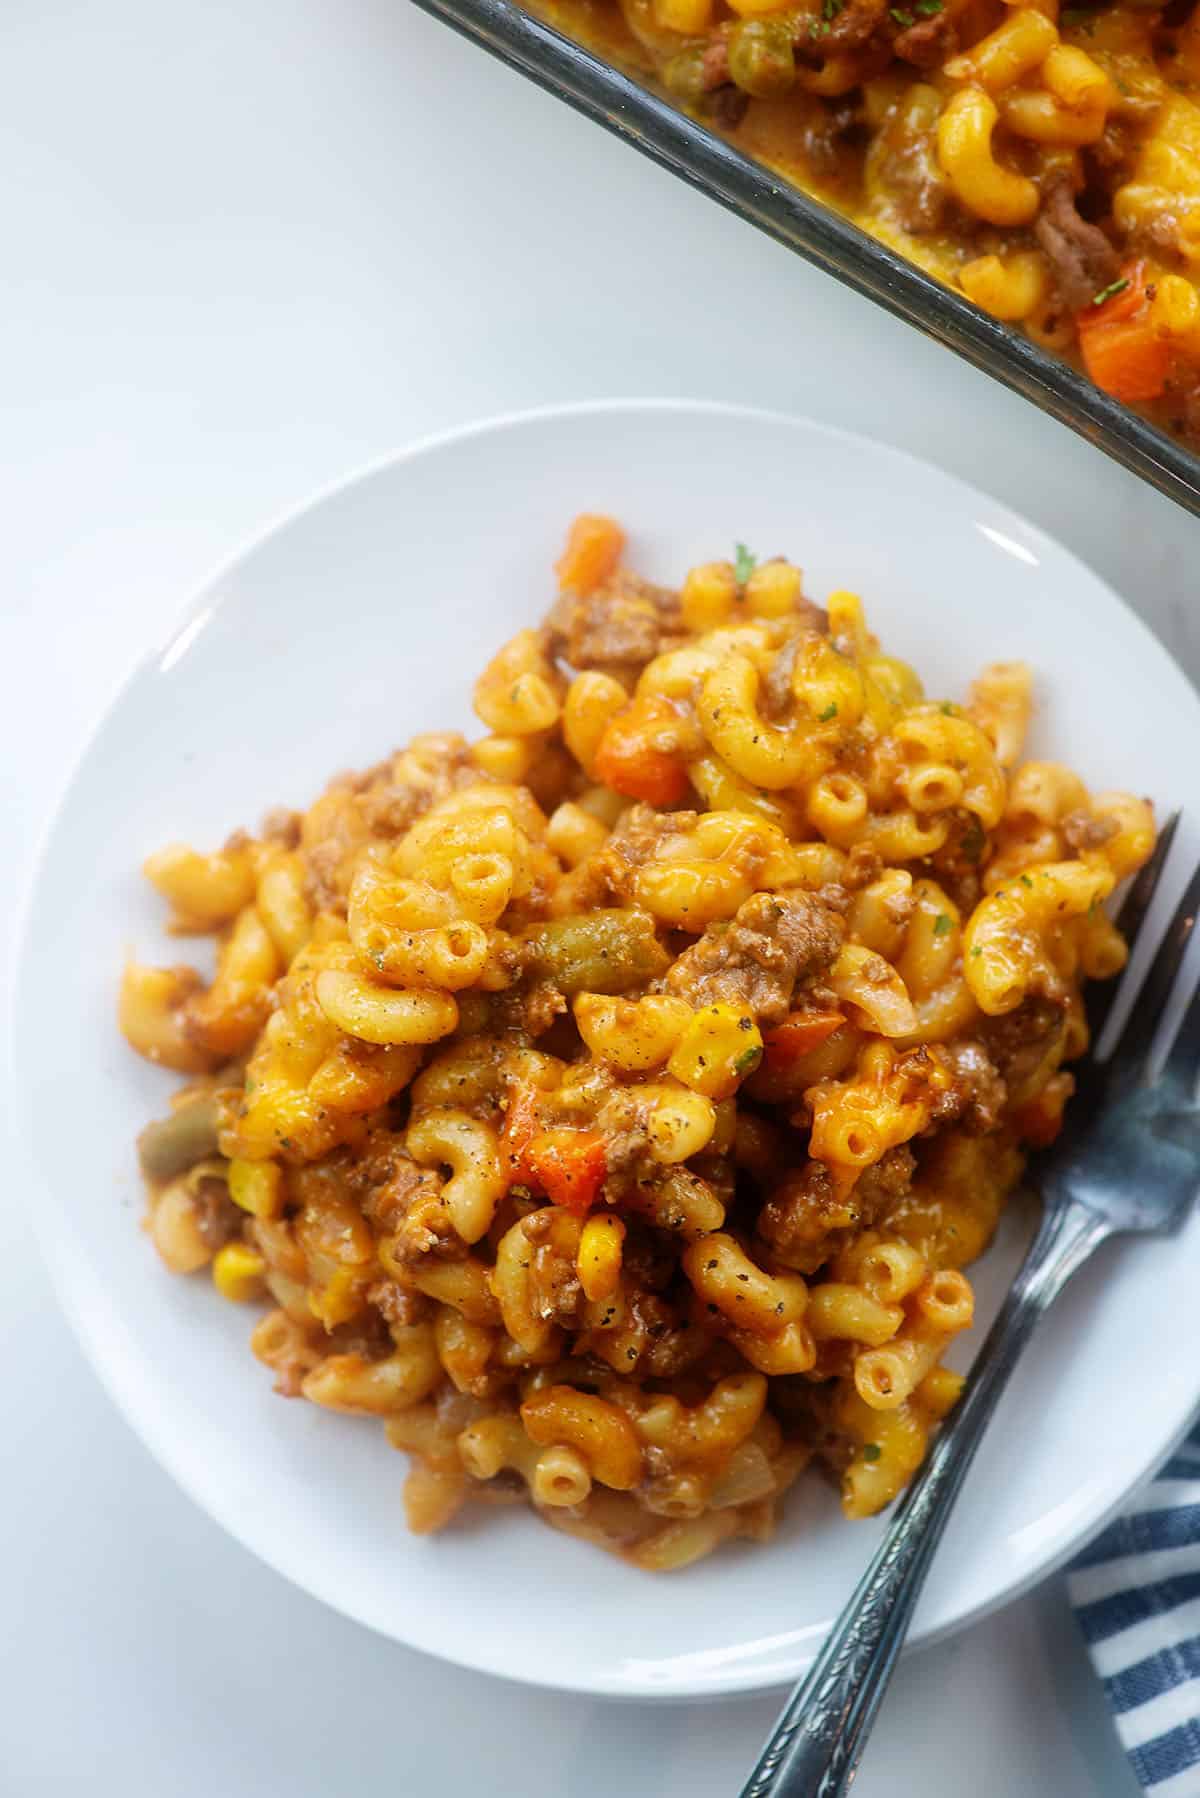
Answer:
1069, 1422, 1200, 1795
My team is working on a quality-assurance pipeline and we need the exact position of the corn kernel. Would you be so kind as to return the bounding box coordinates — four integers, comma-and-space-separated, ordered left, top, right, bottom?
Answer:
667, 1003, 764, 1099
228, 1156, 285, 1219
309, 1264, 363, 1329
212, 1240, 267, 1303
577, 1213, 626, 1303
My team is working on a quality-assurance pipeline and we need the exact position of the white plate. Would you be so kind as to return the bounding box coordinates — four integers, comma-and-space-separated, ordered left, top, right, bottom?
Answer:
12, 400, 1200, 1700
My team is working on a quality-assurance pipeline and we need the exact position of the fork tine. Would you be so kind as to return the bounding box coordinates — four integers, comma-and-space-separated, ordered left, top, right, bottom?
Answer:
1087, 810, 1180, 1046
1107, 851, 1200, 1086
1162, 973, 1200, 1097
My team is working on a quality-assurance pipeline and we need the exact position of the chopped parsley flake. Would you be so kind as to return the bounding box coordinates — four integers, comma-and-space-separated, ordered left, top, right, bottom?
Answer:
890, 7, 914, 25
818, 701, 839, 722
734, 1045, 763, 1077
915, 0, 943, 13
863, 1443, 882, 1462
1020, 873, 1033, 888
961, 819, 986, 864
970, 945, 983, 958
933, 913, 953, 937
734, 542, 757, 584
1092, 277, 1130, 308
940, 701, 955, 715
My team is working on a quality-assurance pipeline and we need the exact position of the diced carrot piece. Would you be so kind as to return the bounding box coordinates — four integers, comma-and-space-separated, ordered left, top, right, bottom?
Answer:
1079, 319, 1171, 404
500, 1085, 542, 1180
555, 514, 625, 597
1077, 260, 1170, 404
763, 1010, 847, 1068
1078, 259, 1149, 330
501, 1090, 607, 1212
592, 694, 690, 808
525, 1129, 607, 1215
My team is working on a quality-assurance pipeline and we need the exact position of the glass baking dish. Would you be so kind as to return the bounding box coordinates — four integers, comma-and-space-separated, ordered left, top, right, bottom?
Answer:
413, 0, 1200, 517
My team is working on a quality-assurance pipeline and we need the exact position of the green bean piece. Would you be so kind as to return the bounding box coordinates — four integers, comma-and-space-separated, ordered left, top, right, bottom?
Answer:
663, 43, 710, 102
728, 19, 795, 97
137, 1092, 221, 1180
521, 909, 671, 997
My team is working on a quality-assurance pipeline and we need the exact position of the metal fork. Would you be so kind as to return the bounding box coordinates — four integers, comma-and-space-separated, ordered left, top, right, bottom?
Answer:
741, 814, 1200, 1798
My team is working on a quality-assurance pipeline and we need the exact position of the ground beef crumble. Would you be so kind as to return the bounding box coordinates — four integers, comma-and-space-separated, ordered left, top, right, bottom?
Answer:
666, 889, 845, 1024
191, 1171, 241, 1251
982, 996, 1069, 1108
543, 573, 682, 674
359, 1152, 460, 1262
1035, 169, 1120, 312
927, 1039, 1007, 1134
758, 1144, 917, 1273
1061, 809, 1119, 854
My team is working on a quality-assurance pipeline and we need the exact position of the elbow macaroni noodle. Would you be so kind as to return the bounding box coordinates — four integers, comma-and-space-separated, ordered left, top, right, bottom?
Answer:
122, 517, 1152, 1568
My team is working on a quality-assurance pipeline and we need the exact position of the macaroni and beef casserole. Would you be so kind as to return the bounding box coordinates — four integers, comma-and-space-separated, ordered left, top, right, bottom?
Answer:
530, 0, 1200, 442
121, 515, 1153, 1570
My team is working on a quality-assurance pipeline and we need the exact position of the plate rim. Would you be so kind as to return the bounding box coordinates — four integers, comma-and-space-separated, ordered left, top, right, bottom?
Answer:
10, 396, 1200, 1699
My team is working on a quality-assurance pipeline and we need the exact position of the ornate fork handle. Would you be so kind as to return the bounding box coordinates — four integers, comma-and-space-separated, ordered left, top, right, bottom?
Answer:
741, 1190, 1111, 1798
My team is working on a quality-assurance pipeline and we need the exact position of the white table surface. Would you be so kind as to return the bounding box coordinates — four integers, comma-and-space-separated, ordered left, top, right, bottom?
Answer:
4, 2, 1195, 1792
